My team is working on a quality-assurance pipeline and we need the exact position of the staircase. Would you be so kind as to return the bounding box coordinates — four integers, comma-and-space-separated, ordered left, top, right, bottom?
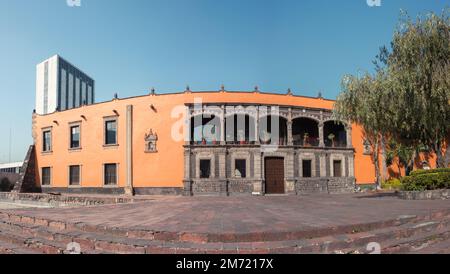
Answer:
0, 210, 449, 254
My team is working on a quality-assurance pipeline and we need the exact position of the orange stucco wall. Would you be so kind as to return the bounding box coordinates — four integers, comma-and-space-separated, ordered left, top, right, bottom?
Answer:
33, 91, 377, 189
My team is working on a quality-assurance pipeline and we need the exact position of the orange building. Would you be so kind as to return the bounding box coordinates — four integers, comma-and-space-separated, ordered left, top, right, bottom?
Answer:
29, 88, 379, 196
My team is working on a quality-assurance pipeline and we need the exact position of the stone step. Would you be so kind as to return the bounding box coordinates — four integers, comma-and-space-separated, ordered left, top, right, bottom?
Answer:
384, 230, 450, 254
4, 210, 450, 244
231, 217, 450, 254
0, 226, 67, 254
1, 211, 450, 254
337, 225, 450, 254
0, 239, 41, 254
408, 237, 450, 254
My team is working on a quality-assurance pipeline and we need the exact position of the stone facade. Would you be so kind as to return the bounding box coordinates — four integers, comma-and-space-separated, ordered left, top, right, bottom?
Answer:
184, 104, 356, 196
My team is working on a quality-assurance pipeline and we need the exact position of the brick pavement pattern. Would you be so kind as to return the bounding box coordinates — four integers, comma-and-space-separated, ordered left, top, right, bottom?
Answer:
0, 193, 449, 254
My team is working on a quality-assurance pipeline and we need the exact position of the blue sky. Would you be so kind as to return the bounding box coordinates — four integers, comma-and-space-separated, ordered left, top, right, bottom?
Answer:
0, 0, 447, 163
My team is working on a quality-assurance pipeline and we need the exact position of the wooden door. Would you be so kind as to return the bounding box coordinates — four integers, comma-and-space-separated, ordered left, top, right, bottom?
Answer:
265, 157, 285, 194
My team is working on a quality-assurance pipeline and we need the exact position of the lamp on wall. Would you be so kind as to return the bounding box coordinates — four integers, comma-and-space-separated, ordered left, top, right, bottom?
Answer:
80, 115, 87, 121
53, 120, 59, 125
113, 110, 119, 116
150, 104, 157, 113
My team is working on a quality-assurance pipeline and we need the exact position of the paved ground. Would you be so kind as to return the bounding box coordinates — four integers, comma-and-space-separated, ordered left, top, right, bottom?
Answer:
0, 202, 53, 209
3, 193, 450, 234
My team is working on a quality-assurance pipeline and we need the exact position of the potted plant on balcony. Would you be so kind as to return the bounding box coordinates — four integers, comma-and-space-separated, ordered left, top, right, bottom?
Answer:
238, 130, 246, 145
261, 131, 271, 144
303, 133, 310, 147
201, 137, 207, 145
328, 133, 336, 147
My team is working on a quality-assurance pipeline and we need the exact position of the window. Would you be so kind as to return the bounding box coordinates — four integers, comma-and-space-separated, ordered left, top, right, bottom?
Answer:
81, 81, 87, 105
105, 119, 117, 145
70, 125, 80, 149
75, 77, 80, 108
42, 167, 51, 186
43, 130, 52, 152
333, 160, 342, 177
200, 160, 211, 179
68, 72, 74, 108
235, 159, 247, 178
60, 68, 67, 111
302, 160, 312, 178
69, 165, 80, 186
104, 164, 117, 185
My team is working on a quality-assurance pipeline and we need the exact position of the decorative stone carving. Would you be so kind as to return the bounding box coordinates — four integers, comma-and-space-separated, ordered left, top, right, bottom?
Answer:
363, 139, 372, 155
145, 129, 158, 153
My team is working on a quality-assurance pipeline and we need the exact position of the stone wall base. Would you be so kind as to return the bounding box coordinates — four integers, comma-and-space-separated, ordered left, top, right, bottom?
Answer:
296, 177, 356, 195
41, 187, 126, 195
185, 177, 356, 196
398, 189, 450, 200
134, 187, 183, 196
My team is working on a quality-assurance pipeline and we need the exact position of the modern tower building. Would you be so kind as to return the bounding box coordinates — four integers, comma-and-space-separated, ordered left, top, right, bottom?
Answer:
35, 55, 95, 115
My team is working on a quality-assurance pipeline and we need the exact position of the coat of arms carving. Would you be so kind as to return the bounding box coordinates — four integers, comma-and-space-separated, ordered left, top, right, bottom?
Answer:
145, 129, 158, 153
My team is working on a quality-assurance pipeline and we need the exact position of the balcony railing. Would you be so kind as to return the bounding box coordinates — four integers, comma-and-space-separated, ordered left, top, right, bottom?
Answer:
293, 137, 320, 147
324, 139, 347, 148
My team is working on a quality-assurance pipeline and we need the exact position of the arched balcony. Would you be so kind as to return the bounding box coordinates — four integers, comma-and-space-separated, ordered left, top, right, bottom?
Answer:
292, 118, 320, 147
190, 114, 221, 145
323, 121, 347, 148
225, 114, 256, 145
258, 115, 288, 146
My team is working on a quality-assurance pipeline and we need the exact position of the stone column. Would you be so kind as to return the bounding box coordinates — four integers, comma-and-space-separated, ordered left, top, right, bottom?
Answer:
255, 106, 260, 144
220, 105, 226, 145
346, 124, 353, 148
319, 153, 327, 177
253, 151, 263, 195
319, 121, 325, 147
125, 105, 134, 196
287, 108, 293, 146
348, 154, 355, 178
185, 107, 191, 145
285, 152, 296, 194
219, 150, 226, 179
183, 148, 192, 196
218, 149, 228, 196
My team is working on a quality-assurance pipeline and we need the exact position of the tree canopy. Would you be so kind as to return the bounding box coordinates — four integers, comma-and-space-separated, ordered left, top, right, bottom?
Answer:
334, 9, 450, 184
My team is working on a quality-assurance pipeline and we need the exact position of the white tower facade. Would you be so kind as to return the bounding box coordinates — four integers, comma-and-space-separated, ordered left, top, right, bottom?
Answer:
36, 55, 95, 115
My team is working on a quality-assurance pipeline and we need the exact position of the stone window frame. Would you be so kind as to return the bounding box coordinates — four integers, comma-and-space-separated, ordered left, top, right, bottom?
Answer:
330, 154, 346, 178
230, 152, 251, 179
41, 166, 52, 187
68, 121, 82, 151
103, 116, 119, 148
68, 164, 82, 188
195, 152, 215, 179
103, 163, 120, 187
41, 126, 53, 154
298, 153, 316, 178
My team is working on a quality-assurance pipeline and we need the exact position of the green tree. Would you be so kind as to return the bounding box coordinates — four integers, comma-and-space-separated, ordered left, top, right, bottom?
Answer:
334, 71, 392, 187
386, 10, 450, 167
334, 10, 450, 188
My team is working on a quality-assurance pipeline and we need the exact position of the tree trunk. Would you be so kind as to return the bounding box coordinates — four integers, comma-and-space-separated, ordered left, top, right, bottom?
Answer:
406, 150, 417, 176
373, 138, 381, 189
434, 142, 445, 168
445, 145, 450, 168
380, 135, 388, 182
